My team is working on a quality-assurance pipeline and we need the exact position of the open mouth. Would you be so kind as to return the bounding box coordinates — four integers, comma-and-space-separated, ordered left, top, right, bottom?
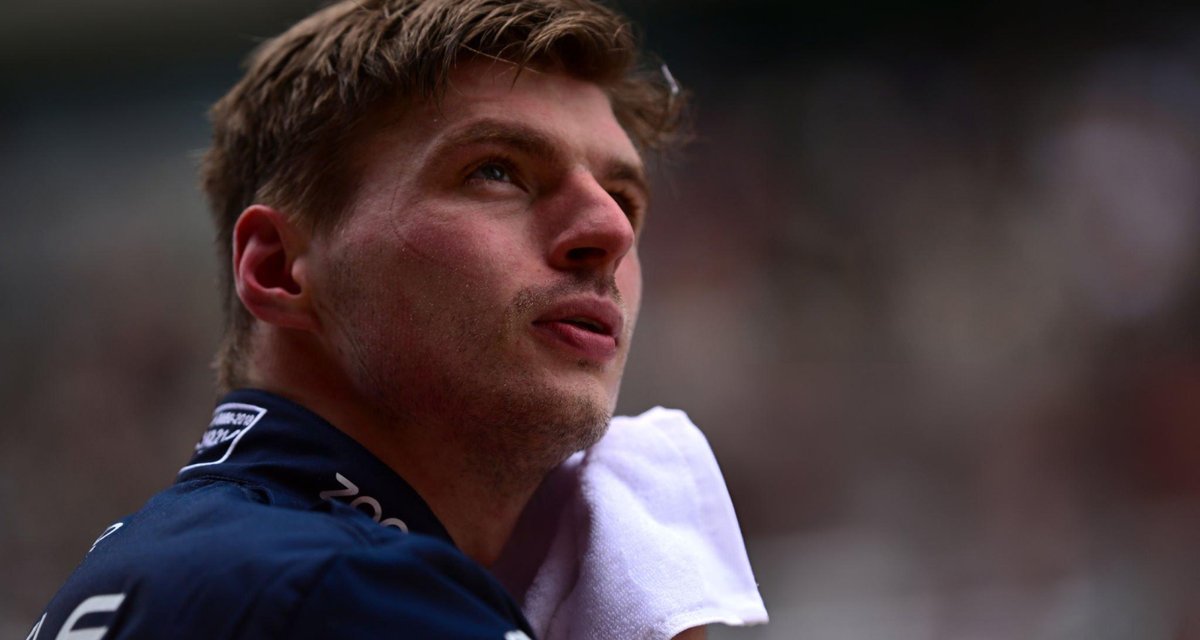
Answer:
531, 299, 622, 361
560, 316, 608, 335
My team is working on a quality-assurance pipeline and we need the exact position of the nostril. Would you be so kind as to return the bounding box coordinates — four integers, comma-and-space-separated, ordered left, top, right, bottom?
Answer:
566, 247, 606, 262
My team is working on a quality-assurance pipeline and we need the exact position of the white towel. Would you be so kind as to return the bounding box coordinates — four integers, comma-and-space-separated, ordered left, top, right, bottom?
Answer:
493, 407, 769, 640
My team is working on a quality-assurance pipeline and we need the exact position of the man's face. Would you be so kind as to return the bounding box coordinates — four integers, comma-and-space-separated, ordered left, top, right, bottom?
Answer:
308, 59, 646, 464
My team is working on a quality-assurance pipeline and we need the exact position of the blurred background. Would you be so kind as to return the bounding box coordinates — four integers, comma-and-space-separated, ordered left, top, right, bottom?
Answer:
3, 1, 1200, 637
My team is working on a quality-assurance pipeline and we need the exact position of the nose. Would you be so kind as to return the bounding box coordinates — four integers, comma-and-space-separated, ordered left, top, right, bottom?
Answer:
546, 170, 636, 275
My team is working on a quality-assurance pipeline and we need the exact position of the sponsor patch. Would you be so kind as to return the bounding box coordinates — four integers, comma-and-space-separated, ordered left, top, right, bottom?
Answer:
179, 403, 267, 473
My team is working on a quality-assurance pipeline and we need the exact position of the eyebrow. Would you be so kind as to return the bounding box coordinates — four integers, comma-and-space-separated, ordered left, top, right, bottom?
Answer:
432, 118, 651, 200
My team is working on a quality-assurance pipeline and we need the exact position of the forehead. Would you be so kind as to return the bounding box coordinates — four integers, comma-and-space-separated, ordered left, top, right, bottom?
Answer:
352, 59, 644, 185
438, 60, 622, 126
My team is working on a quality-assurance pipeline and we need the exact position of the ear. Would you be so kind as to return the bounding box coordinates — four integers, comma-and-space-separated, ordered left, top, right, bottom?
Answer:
232, 205, 319, 332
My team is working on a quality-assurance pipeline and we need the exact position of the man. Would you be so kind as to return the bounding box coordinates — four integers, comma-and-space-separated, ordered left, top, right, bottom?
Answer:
32, 1, 765, 638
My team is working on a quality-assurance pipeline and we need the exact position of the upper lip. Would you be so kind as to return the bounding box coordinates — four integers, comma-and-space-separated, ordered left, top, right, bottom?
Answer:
533, 296, 623, 339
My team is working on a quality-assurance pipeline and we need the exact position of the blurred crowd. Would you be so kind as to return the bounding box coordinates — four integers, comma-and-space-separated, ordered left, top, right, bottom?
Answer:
2, 2, 1198, 638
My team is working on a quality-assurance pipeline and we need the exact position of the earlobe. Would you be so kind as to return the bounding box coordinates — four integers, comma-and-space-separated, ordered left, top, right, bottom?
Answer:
232, 205, 319, 332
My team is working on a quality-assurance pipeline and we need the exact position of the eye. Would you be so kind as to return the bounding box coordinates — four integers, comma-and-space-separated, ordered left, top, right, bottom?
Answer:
607, 189, 644, 227
467, 160, 515, 185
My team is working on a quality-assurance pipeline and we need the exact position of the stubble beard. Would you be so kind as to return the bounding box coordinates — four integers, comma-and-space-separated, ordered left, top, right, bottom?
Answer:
454, 362, 611, 495
334, 268, 621, 496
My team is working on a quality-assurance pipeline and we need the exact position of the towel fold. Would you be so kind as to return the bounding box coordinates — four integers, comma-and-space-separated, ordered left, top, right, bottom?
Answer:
494, 407, 769, 640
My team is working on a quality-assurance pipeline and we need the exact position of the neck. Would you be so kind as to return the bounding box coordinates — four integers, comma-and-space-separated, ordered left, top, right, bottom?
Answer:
247, 328, 546, 566
354, 421, 544, 565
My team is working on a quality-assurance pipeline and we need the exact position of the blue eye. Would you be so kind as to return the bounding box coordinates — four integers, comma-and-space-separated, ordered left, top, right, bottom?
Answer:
471, 161, 513, 183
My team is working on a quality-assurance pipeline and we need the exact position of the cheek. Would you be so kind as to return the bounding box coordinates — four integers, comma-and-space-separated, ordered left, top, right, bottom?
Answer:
617, 251, 643, 322
353, 224, 506, 301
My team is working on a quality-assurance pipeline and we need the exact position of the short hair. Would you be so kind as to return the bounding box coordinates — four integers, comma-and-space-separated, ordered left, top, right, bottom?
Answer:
201, 0, 687, 393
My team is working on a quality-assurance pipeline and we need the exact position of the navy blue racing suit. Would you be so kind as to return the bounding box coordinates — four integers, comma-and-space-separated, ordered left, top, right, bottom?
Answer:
30, 389, 535, 639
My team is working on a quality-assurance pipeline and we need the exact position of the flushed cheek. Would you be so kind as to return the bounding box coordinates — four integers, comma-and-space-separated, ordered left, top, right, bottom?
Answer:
387, 214, 493, 270
376, 217, 523, 291
325, 221, 508, 333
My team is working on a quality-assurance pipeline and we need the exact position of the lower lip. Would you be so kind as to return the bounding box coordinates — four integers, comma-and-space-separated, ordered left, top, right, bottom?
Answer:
531, 321, 618, 361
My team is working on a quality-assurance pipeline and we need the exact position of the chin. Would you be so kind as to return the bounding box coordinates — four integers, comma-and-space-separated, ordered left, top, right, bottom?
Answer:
515, 380, 613, 452
460, 374, 613, 484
